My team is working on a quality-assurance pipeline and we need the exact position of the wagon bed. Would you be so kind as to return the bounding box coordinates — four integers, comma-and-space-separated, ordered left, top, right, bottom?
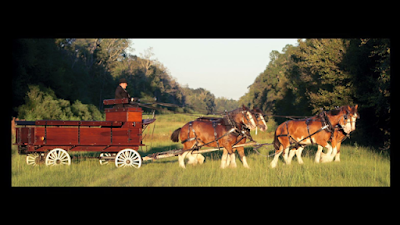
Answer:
14, 98, 156, 167
15, 107, 147, 154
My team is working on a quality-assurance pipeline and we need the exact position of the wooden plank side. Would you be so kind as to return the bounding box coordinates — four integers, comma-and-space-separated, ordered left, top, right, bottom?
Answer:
127, 112, 142, 122
80, 121, 124, 127
105, 111, 127, 122
80, 128, 111, 145
46, 128, 79, 145
36, 120, 81, 126
18, 127, 29, 144
80, 121, 109, 126
103, 98, 129, 105
34, 127, 45, 145
105, 111, 143, 122
128, 128, 142, 145
112, 128, 129, 145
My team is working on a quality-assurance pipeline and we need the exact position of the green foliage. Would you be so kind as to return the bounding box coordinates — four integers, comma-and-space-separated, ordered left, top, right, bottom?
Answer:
240, 38, 390, 150
17, 85, 104, 121
289, 39, 354, 112
181, 87, 216, 114
215, 97, 239, 113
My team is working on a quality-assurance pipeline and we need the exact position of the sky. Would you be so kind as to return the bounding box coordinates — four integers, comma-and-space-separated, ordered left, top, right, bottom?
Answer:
127, 39, 299, 100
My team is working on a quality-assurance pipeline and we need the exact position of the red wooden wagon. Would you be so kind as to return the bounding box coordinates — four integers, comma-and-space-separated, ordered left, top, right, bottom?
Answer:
13, 98, 155, 168
14, 98, 269, 168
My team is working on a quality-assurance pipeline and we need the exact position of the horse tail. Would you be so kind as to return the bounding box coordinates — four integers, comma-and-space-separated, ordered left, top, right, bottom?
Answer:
171, 128, 182, 142
273, 129, 280, 151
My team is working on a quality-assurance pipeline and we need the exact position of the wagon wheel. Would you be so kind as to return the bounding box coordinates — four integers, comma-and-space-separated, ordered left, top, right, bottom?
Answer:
26, 153, 40, 166
99, 153, 111, 165
115, 149, 142, 168
45, 148, 71, 166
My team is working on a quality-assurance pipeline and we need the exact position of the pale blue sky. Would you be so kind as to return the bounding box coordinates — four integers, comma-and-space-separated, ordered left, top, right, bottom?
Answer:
128, 39, 299, 100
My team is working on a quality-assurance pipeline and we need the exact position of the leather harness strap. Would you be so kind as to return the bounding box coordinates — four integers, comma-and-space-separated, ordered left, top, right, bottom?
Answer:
306, 118, 314, 145
181, 121, 197, 144
213, 121, 221, 150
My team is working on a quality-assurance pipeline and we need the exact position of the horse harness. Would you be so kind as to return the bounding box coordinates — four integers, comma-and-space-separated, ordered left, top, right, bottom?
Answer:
181, 110, 254, 151
276, 111, 336, 149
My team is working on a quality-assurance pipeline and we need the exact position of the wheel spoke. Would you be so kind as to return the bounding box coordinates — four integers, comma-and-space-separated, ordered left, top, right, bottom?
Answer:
115, 149, 141, 168
45, 148, 70, 166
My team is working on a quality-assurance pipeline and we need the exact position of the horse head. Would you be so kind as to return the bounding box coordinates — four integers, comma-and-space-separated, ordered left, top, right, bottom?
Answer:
337, 105, 361, 134
231, 105, 257, 130
252, 107, 268, 132
348, 104, 359, 132
326, 106, 351, 134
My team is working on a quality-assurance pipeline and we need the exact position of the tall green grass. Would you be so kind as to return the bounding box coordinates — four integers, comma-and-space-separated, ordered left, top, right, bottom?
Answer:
11, 114, 390, 187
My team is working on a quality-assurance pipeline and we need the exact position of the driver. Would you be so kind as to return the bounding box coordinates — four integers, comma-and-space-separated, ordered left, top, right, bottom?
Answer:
114, 78, 138, 108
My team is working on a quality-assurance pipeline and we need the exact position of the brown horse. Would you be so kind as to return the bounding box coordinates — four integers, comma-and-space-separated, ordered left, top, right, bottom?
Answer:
270, 106, 353, 168
318, 105, 360, 162
226, 108, 268, 168
288, 105, 360, 164
186, 107, 268, 168
170, 105, 257, 169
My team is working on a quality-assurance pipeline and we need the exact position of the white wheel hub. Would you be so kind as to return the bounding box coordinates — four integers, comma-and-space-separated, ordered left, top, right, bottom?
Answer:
99, 153, 111, 165
45, 148, 71, 166
26, 153, 40, 166
115, 149, 142, 168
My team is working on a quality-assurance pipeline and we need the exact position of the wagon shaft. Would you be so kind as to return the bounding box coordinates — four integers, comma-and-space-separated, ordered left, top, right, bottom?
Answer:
141, 141, 272, 161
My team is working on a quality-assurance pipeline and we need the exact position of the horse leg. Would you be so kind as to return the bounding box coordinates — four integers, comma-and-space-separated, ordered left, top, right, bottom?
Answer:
186, 151, 196, 165
221, 146, 235, 169
315, 145, 323, 163
229, 152, 237, 168
320, 143, 334, 163
287, 149, 296, 165
237, 147, 250, 169
178, 151, 190, 169
282, 146, 291, 165
197, 154, 205, 164
295, 146, 305, 164
334, 141, 342, 162
220, 148, 229, 169
225, 151, 231, 167
271, 145, 284, 168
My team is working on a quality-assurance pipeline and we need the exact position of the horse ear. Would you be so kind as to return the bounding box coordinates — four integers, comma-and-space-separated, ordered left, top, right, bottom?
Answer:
355, 104, 358, 110
242, 104, 247, 110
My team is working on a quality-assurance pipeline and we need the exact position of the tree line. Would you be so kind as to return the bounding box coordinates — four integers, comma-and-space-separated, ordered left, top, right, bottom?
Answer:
12, 38, 390, 150
239, 39, 390, 151
12, 38, 238, 121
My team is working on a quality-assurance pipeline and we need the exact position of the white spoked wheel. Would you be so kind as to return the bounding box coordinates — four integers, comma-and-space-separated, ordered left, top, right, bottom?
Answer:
99, 153, 111, 165
26, 153, 40, 166
45, 148, 71, 166
115, 149, 142, 168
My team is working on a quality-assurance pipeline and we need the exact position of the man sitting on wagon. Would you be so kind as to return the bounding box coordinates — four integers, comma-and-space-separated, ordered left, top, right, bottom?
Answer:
114, 78, 138, 108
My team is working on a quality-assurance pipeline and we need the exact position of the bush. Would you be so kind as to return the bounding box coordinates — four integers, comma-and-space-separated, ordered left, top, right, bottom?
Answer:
17, 85, 104, 121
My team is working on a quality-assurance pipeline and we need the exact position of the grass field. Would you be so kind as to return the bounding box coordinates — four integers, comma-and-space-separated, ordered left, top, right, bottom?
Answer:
11, 114, 390, 187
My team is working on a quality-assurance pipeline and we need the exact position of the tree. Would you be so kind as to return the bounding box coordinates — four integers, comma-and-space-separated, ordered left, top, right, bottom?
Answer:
289, 39, 354, 113
342, 38, 390, 150
241, 38, 390, 150
139, 47, 155, 76
17, 85, 104, 121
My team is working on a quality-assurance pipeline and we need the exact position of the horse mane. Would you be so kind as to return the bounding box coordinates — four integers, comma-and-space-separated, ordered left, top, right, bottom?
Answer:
252, 107, 263, 114
326, 105, 350, 116
328, 108, 341, 116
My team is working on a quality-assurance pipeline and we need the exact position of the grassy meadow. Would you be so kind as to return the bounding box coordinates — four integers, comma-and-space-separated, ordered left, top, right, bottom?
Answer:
11, 114, 390, 187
